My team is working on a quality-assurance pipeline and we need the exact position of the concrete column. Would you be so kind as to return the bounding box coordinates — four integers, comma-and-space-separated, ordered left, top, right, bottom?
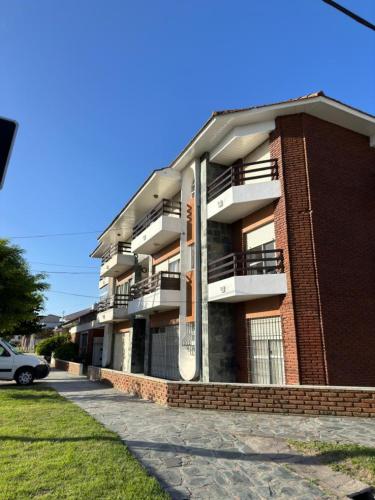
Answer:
200, 154, 210, 382
101, 323, 113, 367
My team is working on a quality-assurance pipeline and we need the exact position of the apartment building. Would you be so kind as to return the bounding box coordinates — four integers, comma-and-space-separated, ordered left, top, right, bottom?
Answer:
91, 92, 375, 387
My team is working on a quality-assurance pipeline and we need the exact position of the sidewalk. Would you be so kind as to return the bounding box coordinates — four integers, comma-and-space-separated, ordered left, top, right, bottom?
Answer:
44, 370, 375, 499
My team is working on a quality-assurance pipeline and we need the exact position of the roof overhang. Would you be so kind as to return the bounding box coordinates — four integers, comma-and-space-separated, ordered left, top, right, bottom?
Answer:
92, 168, 181, 255
91, 94, 375, 256
168, 95, 375, 172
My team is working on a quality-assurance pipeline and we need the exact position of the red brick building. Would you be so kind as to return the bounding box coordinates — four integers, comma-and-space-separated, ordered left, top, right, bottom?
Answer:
91, 92, 375, 387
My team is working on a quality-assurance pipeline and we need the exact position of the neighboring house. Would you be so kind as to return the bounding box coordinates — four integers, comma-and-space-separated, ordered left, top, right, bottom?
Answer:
91, 92, 375, 387
39, 314, 62, 330
21, 314, 63, 352
61, 306, 104, 367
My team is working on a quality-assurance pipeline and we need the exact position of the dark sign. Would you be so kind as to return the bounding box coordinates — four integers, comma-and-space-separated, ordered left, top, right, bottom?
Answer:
0, 117, 18, 189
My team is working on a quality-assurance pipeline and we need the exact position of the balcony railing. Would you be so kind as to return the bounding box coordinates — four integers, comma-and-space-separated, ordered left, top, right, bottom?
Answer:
130, 271, 180, 299
101, 242, 132, 264
208, 249, 284, 284
132, 199, 181, 239
97, 294, 130, 312
207, 159, 278, 202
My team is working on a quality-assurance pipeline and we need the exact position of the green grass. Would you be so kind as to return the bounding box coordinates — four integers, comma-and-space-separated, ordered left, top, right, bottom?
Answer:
0, 385, 169, 499
289, 440, 375, 486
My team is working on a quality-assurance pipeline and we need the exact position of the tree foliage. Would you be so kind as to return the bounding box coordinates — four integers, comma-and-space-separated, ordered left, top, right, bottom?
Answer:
36, 334, 70, 357
1, 317, 43, 341
54, 341, 78, 362
0, 239, 49, 333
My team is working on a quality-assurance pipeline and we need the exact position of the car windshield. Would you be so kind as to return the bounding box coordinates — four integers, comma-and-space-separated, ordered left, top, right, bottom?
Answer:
1, 339, 21, 355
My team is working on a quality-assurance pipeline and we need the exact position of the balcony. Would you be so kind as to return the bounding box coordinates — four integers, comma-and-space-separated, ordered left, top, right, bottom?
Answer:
100, 242, 135, 278
131, 199, 182, 254
208, 249, 287, 302
207, 159, 281, 223
97, 294, 129, 323
128, 271, 181, 314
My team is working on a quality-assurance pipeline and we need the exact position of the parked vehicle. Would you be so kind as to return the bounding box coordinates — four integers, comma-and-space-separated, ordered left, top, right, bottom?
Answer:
0, 338, 50, 385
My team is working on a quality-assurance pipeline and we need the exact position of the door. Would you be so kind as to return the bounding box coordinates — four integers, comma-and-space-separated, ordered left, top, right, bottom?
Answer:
247, 316, 285, 384
0, 343, 14, 379
92, 337, 103, 367
149, 325, 180, 380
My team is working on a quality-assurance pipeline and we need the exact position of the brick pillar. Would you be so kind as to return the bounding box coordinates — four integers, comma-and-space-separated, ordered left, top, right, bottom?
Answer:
270, 114, 328, 385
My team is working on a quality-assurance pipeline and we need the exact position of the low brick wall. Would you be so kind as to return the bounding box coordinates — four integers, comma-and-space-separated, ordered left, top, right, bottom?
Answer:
87, 367, 375, 418
87, 366, 168, 405
55, 359, 83, 376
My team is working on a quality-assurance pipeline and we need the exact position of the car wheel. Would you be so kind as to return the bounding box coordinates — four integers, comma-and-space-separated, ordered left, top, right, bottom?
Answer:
15, 369, 34, 385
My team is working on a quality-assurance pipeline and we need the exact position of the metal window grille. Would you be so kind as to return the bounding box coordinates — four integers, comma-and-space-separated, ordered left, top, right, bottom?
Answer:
150, 325, 180, 380
247, 316, 285, 385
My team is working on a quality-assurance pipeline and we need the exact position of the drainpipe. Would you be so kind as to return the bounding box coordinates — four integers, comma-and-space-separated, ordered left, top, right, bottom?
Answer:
194, 157, 202, 380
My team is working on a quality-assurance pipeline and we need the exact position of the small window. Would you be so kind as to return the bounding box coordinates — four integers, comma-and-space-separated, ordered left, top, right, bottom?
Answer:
188, 244, 195, 271
168, 258, 180, 273
0, 345, 10, 357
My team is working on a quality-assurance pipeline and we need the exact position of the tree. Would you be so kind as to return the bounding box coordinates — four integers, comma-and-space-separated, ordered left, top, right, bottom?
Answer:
0, 239, 49, 333
1, 317, 43, 341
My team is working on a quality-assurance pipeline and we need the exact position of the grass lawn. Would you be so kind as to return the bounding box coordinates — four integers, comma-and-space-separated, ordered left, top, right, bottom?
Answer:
289, 440, 375, 487
0, 384, 169, 500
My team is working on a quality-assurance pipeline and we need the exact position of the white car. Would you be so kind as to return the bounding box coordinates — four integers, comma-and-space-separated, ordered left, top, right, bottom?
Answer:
0, 338, 50, 385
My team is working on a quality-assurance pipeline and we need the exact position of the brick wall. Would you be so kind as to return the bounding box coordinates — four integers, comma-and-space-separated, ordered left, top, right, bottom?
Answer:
167, 383, 375, 418
303, 114, 375, 386
271, 113, 375, 387
87, 366, 168, 405
271, 114, 327, 385
55, 358, 83, 376
86, 367, 375, 418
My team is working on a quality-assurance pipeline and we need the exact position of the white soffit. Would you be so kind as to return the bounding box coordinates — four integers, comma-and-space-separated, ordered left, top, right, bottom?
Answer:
170, 96, 375, 172
99, 168, 181, 247
210, 120, 275, 165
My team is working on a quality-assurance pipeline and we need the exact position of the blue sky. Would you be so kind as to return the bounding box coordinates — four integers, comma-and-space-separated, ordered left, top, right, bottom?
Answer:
0, 0, 374, 316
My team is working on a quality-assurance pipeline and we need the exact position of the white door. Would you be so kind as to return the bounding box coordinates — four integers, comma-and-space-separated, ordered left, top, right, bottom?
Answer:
0, 344, 14, 379
92, 337, 103, 367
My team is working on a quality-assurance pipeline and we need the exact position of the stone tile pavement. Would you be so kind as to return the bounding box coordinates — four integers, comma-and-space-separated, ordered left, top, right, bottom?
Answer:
43, 371, 375, 499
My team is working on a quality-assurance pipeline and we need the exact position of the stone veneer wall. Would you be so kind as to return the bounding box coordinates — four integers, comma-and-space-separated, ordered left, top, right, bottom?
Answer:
55, 359, 83, 376
201, 157, 237, 382
87, 366, 375, 418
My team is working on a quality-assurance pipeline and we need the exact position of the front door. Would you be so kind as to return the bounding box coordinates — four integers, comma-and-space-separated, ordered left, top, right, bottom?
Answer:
92, 338, 103, 366
0, 343, 14, 379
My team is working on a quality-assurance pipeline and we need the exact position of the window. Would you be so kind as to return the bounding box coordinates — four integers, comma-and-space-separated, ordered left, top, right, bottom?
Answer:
154, 253, 181, 274
168, 258, 180, 273
188, 244, 195, 271
116, 278, 132, 296
248, 241, 276, 274
247, 317, 285, 384
246, 222, 276, 275
0, 345, 10, 357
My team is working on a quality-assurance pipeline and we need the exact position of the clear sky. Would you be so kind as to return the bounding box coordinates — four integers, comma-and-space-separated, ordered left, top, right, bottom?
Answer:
0, 0, 374, 317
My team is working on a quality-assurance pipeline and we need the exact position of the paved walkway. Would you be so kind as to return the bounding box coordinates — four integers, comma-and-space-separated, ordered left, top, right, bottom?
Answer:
44, 371, 375, 499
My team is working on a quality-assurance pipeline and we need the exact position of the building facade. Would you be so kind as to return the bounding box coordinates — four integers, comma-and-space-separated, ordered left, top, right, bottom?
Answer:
62, 307, 104, 367
91, 92, 375, 387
